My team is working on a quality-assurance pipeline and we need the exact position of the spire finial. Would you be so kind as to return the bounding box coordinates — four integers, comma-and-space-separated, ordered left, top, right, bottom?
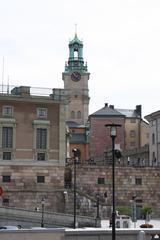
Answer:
75, 23, 77, 37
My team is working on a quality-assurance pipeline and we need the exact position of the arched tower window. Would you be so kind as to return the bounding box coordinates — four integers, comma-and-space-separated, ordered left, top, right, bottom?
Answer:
74, 50, 78, 59
77, 111, 81, 119
71, 111, 75, 119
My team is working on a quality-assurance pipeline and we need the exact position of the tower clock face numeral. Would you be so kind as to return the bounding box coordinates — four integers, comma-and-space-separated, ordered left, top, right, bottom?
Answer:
71, 71, 81, 81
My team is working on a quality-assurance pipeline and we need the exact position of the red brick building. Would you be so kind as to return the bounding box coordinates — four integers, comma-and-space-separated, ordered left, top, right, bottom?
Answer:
89, 103, 125, 163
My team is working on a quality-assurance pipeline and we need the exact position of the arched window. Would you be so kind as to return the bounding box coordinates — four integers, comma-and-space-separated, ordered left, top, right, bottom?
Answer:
71, 111, 75, 119
77, 111, 81, 119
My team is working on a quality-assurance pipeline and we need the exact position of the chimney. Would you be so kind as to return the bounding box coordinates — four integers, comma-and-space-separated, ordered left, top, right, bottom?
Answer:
136, 105, 142, 118
109, 105, 114, 109
105, 103, 108, 107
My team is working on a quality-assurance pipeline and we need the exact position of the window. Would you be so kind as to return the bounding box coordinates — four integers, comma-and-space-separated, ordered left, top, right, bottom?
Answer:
152, 152, 156, 162
130, 130, 136, 137
2, 175, 11, 182
2, 127, 13, 148
152, 133, 155, 145
37, 176, 45, 183
2, 198, 9, 206
3, 152, 11, 160
152, 120, 156, 126
135, 177, 142, 185
97, 177, 105, 184
71, 111, 75, 119
77, 111, 81, 119
36, 128, 47, 149
2, 106, 13, 117
37, 152, 46, 161
37, 108, 47, 119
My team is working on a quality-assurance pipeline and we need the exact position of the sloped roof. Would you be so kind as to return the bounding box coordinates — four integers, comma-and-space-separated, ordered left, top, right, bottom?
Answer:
69, 34, 83, 45
90, 104, 125, 117
116, 109, 138, 118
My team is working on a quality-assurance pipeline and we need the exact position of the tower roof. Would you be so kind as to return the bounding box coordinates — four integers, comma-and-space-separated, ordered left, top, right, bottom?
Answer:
69, 34, 83, 45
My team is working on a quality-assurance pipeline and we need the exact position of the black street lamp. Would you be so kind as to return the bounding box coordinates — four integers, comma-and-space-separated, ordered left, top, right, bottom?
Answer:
105, 124, 121, 240
72, 148, 80, 229
95, 193, 101, 227
41, 198, 45, 228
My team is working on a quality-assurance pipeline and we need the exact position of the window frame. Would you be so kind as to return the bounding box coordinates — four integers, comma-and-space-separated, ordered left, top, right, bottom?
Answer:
37, 108, 47, 119
2, 106, 13, 117
97, 177, 105, 185
36, 128, 47, 150
2, 127, 13, 148
2, 175, 11, 183
135, 177, 142, 185
37, 176, 45, 183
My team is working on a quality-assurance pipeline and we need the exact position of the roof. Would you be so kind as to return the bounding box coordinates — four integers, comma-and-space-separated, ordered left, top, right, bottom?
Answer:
145, 110, 160, 122
69, 34, 83, 45
90, 104, 125, 117
116, 108, 139, 118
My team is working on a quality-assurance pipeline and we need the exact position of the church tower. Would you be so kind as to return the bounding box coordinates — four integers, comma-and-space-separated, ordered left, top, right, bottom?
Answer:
62, 33, 90, 125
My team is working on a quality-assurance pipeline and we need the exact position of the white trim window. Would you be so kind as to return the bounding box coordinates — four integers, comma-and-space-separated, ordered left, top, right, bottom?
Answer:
2, 106, 13, 117
36, 128, 47, 149
37, 108, 47, 119
2, 127, 13, 148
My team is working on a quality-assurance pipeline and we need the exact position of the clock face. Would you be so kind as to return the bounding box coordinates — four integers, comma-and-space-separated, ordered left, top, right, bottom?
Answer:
71, 71, 81, 81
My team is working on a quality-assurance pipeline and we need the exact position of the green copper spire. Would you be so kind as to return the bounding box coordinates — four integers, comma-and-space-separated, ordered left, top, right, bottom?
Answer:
65, 33, 88, 72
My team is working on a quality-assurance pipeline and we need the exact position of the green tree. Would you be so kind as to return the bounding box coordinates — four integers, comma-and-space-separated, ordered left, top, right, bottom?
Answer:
116, 205, 131, 215
141, 204, 152, 220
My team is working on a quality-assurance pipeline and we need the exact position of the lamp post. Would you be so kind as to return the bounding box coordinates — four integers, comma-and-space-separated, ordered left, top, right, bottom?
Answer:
95, 193, 101, 227
105, 124, 121, 240
41, 198, 45, 228
72, 148, 80, 229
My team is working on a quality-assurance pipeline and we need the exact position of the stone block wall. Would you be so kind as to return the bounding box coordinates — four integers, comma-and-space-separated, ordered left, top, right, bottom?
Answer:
67, 165, 160, 218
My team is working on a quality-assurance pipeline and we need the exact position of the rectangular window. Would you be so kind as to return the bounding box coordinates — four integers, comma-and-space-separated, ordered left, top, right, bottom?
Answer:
97, 177, 105, 184
135, 177, 142, 185
2, 198, 9, 206
36, 128, 47, 149
2, 175, 11, 182
2, 127, 13, 148
2, 106, 13, 117
130, 130, 136, 137
3, 152, 11, 160
37, 108, 47, 119
37, 176, 45, 183
37, 152, 46, 161
152, 133, 155, 145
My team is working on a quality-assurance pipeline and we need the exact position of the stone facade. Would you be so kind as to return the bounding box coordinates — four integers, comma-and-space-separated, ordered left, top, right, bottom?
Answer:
67, 165, 160, 218
0, 86, 67, 210
145, 110, 160, 166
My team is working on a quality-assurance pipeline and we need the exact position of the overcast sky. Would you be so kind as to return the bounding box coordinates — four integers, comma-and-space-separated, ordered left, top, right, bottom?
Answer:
0, 0, 160, 118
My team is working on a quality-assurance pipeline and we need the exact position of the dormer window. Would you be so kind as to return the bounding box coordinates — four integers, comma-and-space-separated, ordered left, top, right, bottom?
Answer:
37, 108, 47, 119
3, 106, 13, 117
